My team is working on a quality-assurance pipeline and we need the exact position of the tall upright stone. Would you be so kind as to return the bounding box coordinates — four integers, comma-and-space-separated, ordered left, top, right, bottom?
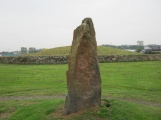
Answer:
64, 18, 101, 114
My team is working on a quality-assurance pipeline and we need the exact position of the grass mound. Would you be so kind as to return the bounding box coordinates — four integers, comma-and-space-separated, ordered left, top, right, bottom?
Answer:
25, 46, 138, 56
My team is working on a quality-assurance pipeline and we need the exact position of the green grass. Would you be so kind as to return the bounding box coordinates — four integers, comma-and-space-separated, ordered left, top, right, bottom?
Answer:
100, 61, 161, 103
1, 99, 161, 120
8, 99, 64, 120
0, 64, 67, 97
0, 61, 160, 103
0, 61, 161, 119
98, 99, 161, 120
25, 46, 138, 56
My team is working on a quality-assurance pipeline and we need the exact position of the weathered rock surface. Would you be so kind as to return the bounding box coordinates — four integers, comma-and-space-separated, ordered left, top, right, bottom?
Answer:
64, 18, 101, 114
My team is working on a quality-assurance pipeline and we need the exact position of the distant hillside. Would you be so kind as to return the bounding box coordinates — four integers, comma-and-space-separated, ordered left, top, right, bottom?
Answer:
25, 46, 139, 56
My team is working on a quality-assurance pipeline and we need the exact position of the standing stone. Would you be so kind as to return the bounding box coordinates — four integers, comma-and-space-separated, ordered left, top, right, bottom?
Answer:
64, 18, 101, 114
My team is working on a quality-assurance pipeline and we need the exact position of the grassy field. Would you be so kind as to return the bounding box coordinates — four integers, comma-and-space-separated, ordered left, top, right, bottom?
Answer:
25, 46, 139, 56
0, 61, 161, 119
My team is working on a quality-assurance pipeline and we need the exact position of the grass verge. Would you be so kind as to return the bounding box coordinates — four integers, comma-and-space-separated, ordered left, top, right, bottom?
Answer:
0, 61, 161, 119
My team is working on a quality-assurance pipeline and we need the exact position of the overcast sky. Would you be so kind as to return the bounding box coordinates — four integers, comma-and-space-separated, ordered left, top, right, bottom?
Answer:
0, 0, 161, 52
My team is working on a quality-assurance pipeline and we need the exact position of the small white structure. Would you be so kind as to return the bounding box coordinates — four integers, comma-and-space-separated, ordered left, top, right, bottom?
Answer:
144, 45, 161, 51
137, 41, 144, 46
29, 47, 36, 53
21, 47, 27, 54
144, 45, 151, 50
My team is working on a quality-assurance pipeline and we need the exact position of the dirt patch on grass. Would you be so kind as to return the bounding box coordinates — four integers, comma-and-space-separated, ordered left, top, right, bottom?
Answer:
47, 101, 109, 120
0, 112, 13, 120
53, 106, 88, 119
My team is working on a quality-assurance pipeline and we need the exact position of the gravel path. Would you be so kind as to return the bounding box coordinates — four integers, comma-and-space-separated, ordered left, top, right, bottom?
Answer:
113, 97, 161, 108
0, 95, 161, 108
0, 95, 64, 101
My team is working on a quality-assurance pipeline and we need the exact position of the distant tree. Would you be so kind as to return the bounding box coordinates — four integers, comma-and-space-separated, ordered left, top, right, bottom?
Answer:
135, 48, 142, 53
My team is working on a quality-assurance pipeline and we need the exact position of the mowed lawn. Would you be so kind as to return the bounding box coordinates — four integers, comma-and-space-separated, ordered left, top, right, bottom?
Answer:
0, 61, 161, 120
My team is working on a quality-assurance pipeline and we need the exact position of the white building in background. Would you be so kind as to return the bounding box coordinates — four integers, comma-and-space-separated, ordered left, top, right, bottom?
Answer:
137, 41, 144, 46
29, 47, 36, 53
21, 47, 27, 54
144, 45, 161, 51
